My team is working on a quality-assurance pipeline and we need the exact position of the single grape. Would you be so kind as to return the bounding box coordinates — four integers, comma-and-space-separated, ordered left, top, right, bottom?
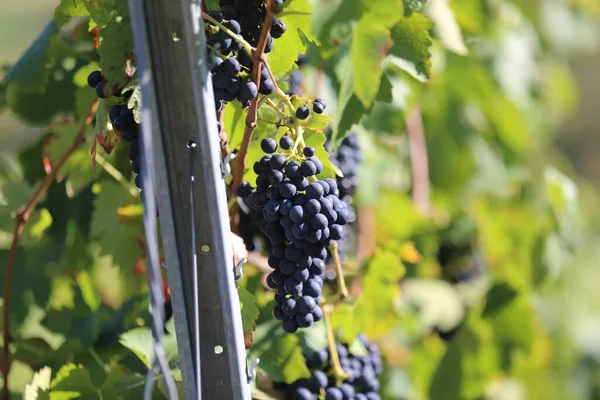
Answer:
239, 81, 258, 100
296, 106, 309, 120
282, 317, 298, 333
261, 137, 277, 154
271, 19, 287, 38
109, 105, 121, 122
313, 101, 325, 114
87, 70, 103, 89
300, 160, 317, 177
279, 135, 293, 150
296, 312, 314, 328
259, 79, 275, 95
224, 19, 241, 34
208, 10, 223, 22
95, 81, 106, 98
325, 387, 343, 400
314, 98, 327, 108
303, 146, 316, 157
292, 387, 314, 400
222, 57, 241, 75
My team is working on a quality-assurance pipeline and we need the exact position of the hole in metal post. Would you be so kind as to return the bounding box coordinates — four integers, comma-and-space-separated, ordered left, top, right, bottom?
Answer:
187, 141, 197, 149
214, 345, 223, 354
172, 31, 181, 41
201, 245, 210, 253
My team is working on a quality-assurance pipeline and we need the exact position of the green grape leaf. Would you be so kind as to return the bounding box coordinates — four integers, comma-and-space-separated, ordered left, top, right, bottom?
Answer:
481, 282, 518, 318
239, 287, 260, 348
331, 251, 405, 341
54, 0, 90, 27
375, 190, 426, 238
119, 327, 178, 368
487, 295, 534, 349
127, 86, 143, 124
47, 115, 97, 190
389, 13, 433, 81
332, 58, 393, 149
83, 0, 117, 28
311, 0, 359, 43
359, 0, 404, 27
97, 3, 135, 97
19, 306, 65, 350
50, 364, 97, 397
295, 320, 327, 353
73, 63, 101, 89
1, 21, 57, 93
251, 320, 311, 383
76, 270, 101, 313
49, 277, 76, 311
4, 74, 77, 124
427, 0, 468, 55
113, 373, 165, 399
267, 0, 316, 76
24, 367, 52, 400
91, 181, 141, 274
91, 181, 133, 236
429, 316, 498, 400
351, 15, 393, 108
0, 181, 44, 230
223, 103, 247, 151
19, 208, 53, 248
304, 113, 333, 132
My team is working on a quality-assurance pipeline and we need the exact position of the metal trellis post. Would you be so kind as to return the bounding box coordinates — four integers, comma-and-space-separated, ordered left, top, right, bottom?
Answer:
128, 0, 250, 399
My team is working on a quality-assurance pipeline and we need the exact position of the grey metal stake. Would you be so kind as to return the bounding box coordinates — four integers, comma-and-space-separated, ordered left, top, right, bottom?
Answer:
128, 0, 250, 398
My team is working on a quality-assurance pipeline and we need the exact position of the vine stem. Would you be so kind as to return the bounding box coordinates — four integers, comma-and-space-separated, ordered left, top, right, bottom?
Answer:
406, 105, 430, 215
95, 153, 138, 197
329, 242, 349, 299
230, 0, 274, 232
356, 205, 376, 263
217, 108, 230, 158
264, 98, 287, 119
1, 99, 99, 400
202, 12, 254, 55
323, 304, 349, 383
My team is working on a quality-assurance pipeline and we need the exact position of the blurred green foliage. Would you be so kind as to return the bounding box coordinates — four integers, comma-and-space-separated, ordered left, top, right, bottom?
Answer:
0, 0, 599, 399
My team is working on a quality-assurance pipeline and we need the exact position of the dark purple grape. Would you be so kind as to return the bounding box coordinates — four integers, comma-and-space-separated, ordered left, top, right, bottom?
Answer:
296, 106, 309, 120
87, 70, 103, 88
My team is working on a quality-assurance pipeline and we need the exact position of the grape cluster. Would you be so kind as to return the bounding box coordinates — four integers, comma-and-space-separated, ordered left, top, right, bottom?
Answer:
437, 241, 486, 284
329, 133, 362, 205
287, 54, 308, 97
207, 0, 287, 131
274, 335, 383, 400
87, 71, 144, 195
322, 132, 362, 280
238, 137, 349, 332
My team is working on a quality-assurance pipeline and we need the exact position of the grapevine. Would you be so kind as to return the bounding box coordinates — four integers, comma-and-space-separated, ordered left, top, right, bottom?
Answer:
1, 0, 599, 399
274, 335, 383, 400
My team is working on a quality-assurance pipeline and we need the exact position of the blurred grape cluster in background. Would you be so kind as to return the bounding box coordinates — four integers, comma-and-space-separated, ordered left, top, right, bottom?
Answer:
1, 0, 600, 399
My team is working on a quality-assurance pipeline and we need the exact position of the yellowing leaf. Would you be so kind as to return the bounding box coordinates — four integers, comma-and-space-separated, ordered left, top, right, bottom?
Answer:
401, 241, 422, 263
117, 204, 144, 217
